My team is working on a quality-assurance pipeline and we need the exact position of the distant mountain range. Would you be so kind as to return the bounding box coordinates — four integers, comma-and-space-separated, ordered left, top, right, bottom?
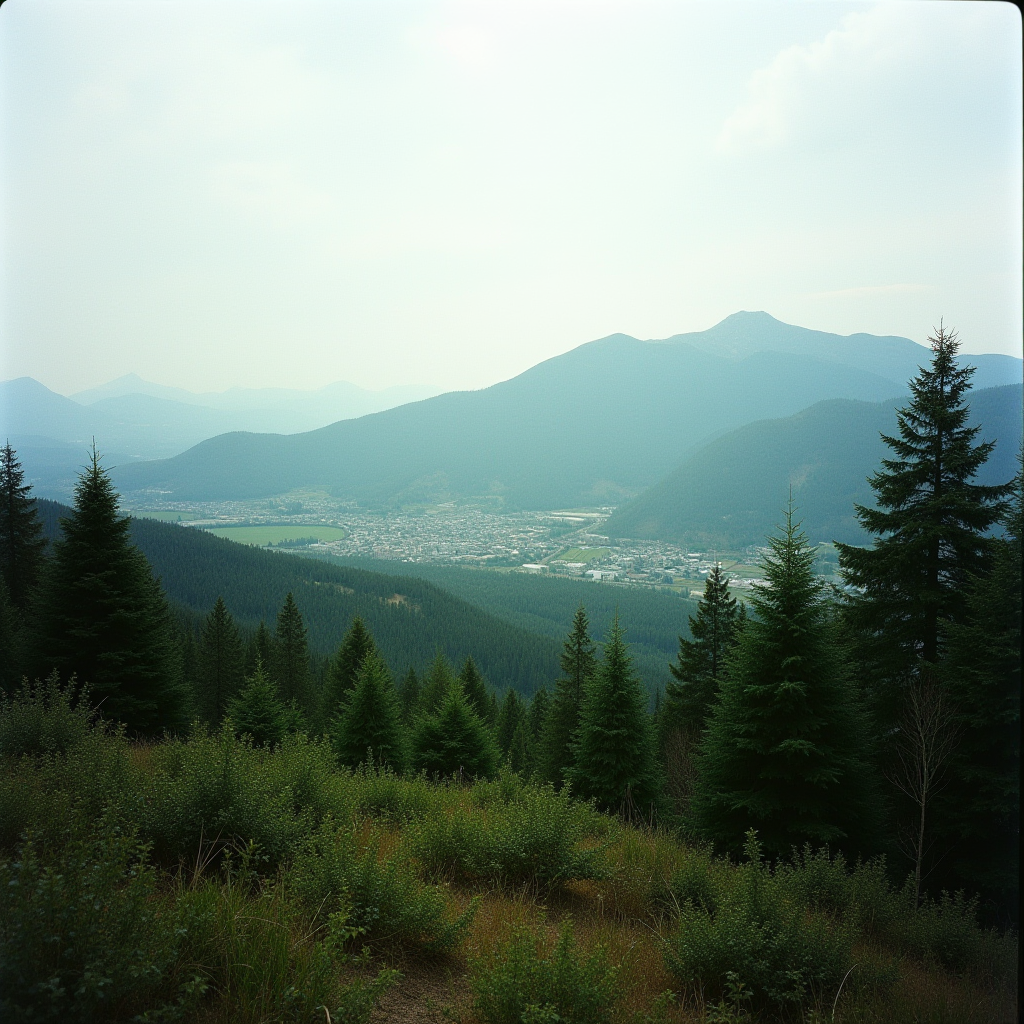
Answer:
110, 312, 1022, 508
604, 384, 1022, 549
1, 375, 441, 495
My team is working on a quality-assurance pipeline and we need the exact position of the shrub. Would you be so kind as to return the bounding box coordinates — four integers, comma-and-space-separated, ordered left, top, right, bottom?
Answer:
290, 820, 474, 953
0, 821, 181, 1023
174, 851, 396, 1023
664, 831, 855, 1014
406, 783, 606, 890
348, 765, 438, 823
469, 919, 619, 1024
0, 675, 95, 758
137, 725, 337, 868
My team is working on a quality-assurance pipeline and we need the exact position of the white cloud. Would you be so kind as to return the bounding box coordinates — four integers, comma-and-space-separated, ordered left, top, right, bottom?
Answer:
209, 160, 335, 229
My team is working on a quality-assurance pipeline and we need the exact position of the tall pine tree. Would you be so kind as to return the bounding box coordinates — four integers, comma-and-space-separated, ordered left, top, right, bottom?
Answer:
323, 616, 377, 717
937, 458, 1021, 918
418, 651, 457, 714
246, 620, 274, 676
496, 688, 526, 755
567, 616, 659, 818
694, 507, 877, 858
0, 443, 46, 611
196, 597, 245, 725
32, 448, 185, 734
539, 605, 596, 788
459, 656, 494, 724
227, 659, 289, 747
837, 324, 1011, 705
273, 592, 310, 709
332, 651, 407, 772
398, 666, 421, 722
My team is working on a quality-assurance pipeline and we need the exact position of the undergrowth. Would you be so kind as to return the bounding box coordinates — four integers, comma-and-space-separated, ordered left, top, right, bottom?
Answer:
0, 682, 1016, 1023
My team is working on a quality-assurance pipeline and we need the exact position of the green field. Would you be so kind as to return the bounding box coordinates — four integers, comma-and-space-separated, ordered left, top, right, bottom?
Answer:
203, 525, 348, 546
551, 547, 611, 563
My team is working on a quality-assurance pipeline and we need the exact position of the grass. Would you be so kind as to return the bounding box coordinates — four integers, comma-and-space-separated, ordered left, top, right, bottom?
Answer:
552, 547, 612, 563
0, 682, 1017, 1024
203, 524, 349, 545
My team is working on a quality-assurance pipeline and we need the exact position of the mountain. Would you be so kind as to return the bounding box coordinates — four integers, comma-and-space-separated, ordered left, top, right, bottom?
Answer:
604, 383, 1022, 549
35, 499, 560, 694
114, 312, 1022, 508
3, 375, 442, 497
660, 311, 1021, 391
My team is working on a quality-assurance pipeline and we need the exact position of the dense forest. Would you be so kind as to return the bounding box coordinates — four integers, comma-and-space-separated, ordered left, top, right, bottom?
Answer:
0, 327, 1018, 1023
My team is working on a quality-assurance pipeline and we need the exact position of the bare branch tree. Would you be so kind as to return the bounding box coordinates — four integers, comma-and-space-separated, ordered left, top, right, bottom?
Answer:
887, 672, 961, 905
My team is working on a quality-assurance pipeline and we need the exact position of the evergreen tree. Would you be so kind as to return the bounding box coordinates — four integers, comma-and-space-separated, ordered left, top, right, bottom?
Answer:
32, 448, 185, 734
663, 564, 743, 735
332, 652, 407, 772
227, 659, 288, 747
507, 719, 534, 777
527, 686, 549, 739
273, 592, 310, 709
412, 682, 498, 780
837, 324, 1011, 704
567, 617, 659, 817
694, 508, 877, 858
496, 688, 526, 755
0, 443, 46, 610
419, 651, 457, 714
246, 620, 274, 676
459, 655, 493, 724
937, 459, 1021, 916
196, 597, 245, 725
539, 605, 596, 787
398, 666, 421, 722
0, 576, 20, 691
323, 616, 377, 717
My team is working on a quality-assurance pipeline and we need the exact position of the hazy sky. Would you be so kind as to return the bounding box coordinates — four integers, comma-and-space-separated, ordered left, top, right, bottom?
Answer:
1, 0, 1021, 395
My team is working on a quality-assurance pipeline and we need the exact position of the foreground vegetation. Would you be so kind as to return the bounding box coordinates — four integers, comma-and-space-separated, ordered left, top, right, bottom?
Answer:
0, 681, 1016, 1024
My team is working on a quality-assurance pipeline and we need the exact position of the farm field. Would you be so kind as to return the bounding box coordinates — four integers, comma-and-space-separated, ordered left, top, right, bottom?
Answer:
552, 546, 611, 563
201, 524, 348, 545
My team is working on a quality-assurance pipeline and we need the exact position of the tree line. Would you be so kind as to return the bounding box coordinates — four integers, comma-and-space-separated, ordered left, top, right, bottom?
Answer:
0, 324, 1018, 921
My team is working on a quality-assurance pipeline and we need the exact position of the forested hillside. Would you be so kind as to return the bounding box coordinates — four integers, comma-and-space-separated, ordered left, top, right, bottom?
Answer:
607, 383, 1022, 547
315, 556, 696, 691
112, 312, 1024, 507
37, 499, 560, 694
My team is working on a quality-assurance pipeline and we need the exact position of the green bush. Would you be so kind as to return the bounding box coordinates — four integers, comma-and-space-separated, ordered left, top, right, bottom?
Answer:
137, 725, 339, 867
664, 832, 855, 1014
348, 765, 438, 823
0, 821, 181, 1023
775, 846, 1017, 979
173, 851, 396, 1023
407, 783, 605, 890
290, 820, 474, 953
666, 850, 720, 916
0, 675, 95, 759
469, 919, 619, 1024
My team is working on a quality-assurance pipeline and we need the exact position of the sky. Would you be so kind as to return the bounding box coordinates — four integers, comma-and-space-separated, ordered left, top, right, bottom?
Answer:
1, 0, 1021, 395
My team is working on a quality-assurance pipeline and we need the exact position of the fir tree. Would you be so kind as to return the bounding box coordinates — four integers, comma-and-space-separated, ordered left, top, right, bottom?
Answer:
332, 652, 407, 772
567, 617, 659, 817
412, 682, 498, 780
528, 686, 549, 739
32, 448, 185, 734
496, 688, 526, 755
459, 656, 493, 724
398, 666, 421, 722
246, 620, 274, 676
419, 651, 457, 714
227, 659, 289, 747
273, 592, 310, 709
937, 458, 1021, 916
0, 576, 20, 691
539, 605, 596, 787
837, 324, 1011, 702
0, 442, 46, 610
663, 564, 743, 735
694, 507, 877, 858
197, 597, 245, 725
323, 616, 377, 717
507, 719, 534, 776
